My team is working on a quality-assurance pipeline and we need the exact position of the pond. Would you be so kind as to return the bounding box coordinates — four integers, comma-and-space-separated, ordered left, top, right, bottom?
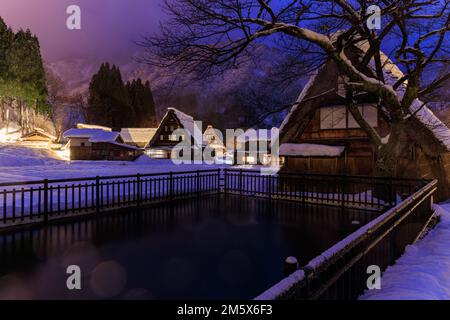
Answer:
0, 194, 379, 299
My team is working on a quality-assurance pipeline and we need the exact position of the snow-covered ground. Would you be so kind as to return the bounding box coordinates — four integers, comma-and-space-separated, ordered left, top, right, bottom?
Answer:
360, 202, 450, 300
0, 144, 228, 183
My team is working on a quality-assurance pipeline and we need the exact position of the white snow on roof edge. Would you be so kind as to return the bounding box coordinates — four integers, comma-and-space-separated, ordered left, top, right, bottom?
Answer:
279, 66, 324, 135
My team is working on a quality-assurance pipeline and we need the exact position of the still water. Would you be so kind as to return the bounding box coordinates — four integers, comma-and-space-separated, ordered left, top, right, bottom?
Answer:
0, 194, 379, 299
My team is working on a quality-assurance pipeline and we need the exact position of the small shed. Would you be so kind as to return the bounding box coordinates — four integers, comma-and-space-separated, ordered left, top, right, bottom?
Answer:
19, 128, 56, 148
63, 127, 143, 161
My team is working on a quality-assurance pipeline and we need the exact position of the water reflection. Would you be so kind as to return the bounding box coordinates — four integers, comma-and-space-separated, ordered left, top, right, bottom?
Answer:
0, 195, 379, 299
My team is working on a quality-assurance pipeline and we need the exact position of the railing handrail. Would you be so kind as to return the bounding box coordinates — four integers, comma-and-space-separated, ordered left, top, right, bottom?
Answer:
225, 168, 429, 184
254, 179, 438, 300
0, 169, 220, 187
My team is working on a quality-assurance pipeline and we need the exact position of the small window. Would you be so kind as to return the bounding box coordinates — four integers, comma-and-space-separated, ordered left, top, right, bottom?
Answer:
81, 142, 85, 147
170, 126, 174, 131
160, 135, 164, 141
348, 105, 378, 128
320, 106, 346, 129
164, 126, 168, 131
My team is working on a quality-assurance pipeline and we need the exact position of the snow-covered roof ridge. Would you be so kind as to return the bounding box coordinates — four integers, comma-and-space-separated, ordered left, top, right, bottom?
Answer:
279, 143, 345, 157
76, 123, 112, 131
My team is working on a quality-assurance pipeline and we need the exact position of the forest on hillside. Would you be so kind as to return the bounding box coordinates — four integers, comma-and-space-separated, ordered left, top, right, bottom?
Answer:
0, 17, 48, 116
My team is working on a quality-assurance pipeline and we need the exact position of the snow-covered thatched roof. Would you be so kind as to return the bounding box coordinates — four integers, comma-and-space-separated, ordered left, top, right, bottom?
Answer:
21, 128, 56, 141
149, 108, 204, 147
120, 128, 157, 147
279, 143, 345, 157
169, 107, 204, 145
279, 35, 450, 154
63, 128, 119, 143
354, 40, 450, 151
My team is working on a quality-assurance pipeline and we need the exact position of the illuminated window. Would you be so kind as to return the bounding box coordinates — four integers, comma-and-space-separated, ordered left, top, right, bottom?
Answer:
245, 155, 256, 164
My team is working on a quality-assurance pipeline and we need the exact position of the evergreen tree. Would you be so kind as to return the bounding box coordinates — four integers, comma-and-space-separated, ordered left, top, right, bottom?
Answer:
0, 17, 48, 113
126, 78, 157, 127
87, 63, 136, 129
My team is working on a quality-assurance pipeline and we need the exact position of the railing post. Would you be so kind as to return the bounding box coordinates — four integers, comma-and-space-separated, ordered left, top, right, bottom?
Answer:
137, 173, 141, 208
43, 179, 49, 223
196, 170, 200, 197
239, 169, 243, 195
217, 168, 221, 193
169, 171, 174, 201
224, 168, 227, 196
96, 176, 100, 214
341, 175, 346, 208
268, 175, 272, 201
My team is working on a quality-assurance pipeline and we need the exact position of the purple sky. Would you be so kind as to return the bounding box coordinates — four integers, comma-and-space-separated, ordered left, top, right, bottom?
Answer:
0, 0, 165, 61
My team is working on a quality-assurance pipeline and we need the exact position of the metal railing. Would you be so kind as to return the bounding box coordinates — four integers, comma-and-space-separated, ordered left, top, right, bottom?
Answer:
223, 169, 427, 211
254, 179, 437, 300
0, 169, 220, 228
0, 168, 428, 230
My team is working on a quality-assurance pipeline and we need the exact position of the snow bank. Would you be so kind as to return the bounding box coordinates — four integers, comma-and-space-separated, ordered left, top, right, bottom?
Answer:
279, 143, 345, 157
360, 202, 450, 300
0, 145, 62, 167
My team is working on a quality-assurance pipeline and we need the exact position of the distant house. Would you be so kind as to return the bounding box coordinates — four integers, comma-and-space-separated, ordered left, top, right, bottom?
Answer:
19, 128, 56, 148
203, 125, 226, 158
147, 108, 204, 159
63, 127, 142, 161
235, 128, 278, 165
120, 128, 158, 148
278, 38, 450, 199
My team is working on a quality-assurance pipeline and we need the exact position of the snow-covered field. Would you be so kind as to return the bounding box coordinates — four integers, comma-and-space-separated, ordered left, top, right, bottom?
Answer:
360, 202, 450, 300
0, 144, 226, 183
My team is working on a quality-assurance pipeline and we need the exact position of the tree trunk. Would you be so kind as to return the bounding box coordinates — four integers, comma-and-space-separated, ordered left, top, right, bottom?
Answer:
374, 122, 404, 178
373, 122, 404, 204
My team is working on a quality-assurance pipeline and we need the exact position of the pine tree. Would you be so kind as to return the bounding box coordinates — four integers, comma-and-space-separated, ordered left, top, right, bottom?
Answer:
0, 17, 48, 113
126, 78, 157, 127
87, 63, 136, 129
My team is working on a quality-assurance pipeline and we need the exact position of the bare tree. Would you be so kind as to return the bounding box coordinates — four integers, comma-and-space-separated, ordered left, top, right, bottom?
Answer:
141, 0, 450, 177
